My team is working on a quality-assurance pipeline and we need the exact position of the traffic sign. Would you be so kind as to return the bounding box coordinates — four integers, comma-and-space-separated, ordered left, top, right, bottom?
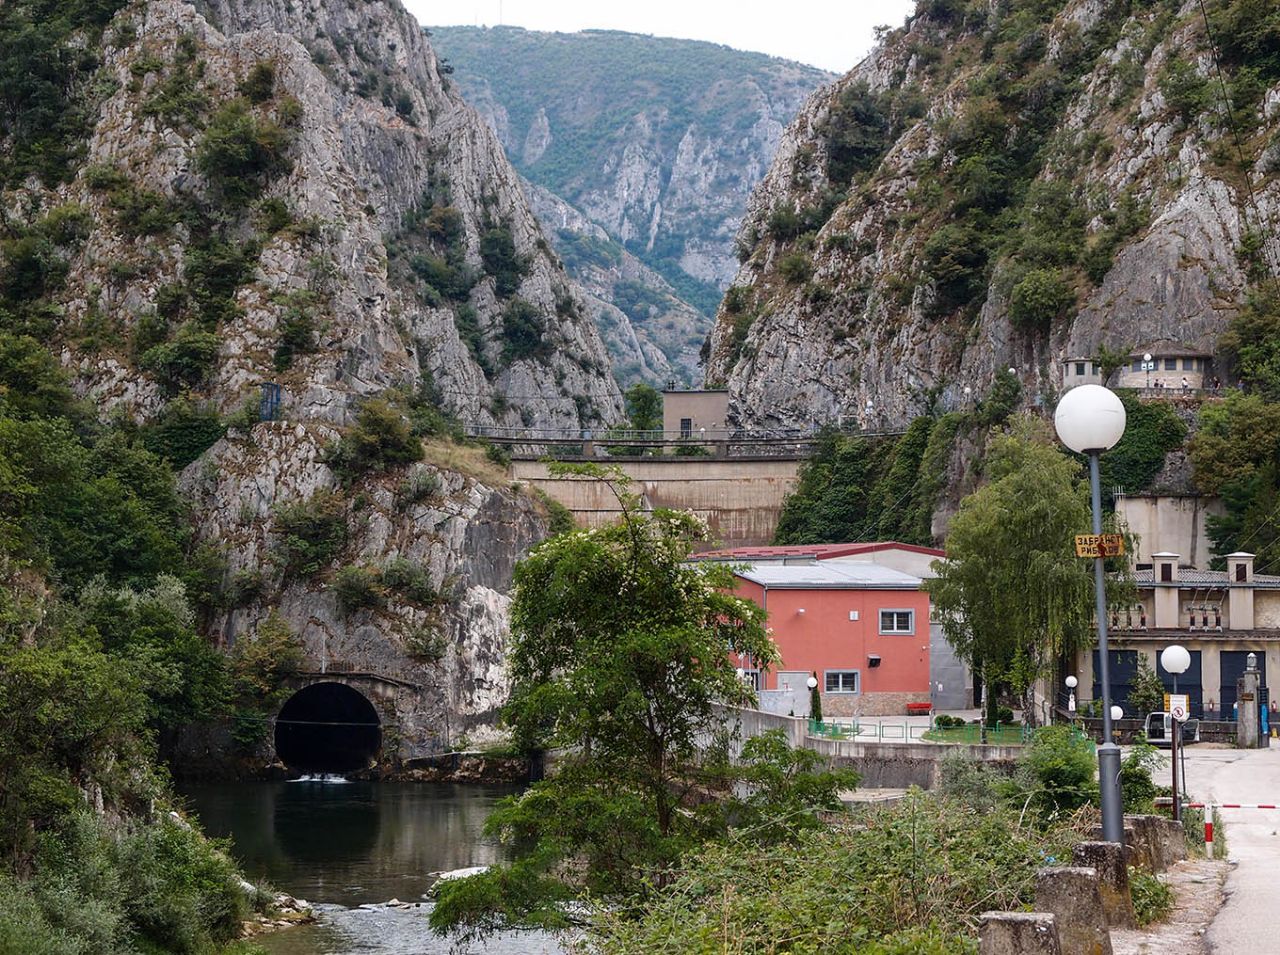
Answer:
1074, 533, 1125, 558
1170, 694, 1189, 722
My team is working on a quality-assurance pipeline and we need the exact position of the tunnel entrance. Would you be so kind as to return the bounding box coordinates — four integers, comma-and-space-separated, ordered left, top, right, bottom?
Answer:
275, 682, 382, 775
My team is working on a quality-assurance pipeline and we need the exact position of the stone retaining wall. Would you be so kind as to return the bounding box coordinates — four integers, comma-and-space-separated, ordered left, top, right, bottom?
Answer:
823, 691, 932, 717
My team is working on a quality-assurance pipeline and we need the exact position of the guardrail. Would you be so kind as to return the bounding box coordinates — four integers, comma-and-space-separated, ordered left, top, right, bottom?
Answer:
807, 719, 936, 743
463, 424, 910, 445
807, 719, 1096, 747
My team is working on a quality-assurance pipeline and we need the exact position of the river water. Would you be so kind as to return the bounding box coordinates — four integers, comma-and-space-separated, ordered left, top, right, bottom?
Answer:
181, 778, 565, 955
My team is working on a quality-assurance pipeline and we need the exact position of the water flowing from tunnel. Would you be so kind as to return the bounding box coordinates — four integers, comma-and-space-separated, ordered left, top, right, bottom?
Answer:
275, 681, 382, 774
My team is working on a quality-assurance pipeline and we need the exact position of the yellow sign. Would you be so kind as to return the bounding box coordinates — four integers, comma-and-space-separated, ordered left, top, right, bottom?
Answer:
1075, 534, 1125, 558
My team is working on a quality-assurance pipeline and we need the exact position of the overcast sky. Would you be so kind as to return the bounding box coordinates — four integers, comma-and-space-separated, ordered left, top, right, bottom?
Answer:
402, 0, 919, 74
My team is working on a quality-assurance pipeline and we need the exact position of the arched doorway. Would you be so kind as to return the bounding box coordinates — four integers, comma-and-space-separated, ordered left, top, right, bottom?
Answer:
275, 682, 381, 774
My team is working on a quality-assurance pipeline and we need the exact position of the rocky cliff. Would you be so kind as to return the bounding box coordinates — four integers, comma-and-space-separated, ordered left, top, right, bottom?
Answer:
65, 0, 621, 429
430, 25, 834, 385
0, 0, 625, 755
707, 0, 1280, 428
526, 182, 708, 385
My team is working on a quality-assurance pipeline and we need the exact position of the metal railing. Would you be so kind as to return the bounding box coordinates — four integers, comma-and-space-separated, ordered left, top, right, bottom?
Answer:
806, 718, 1092, 748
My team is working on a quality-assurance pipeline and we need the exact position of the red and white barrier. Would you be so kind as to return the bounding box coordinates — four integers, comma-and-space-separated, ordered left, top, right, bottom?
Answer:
1174, 802, 1280, 856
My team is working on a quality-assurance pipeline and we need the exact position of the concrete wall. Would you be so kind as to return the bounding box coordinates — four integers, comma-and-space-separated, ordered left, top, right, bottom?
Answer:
711, 706, 1019, 789
511, 458, 801, 548
1116, 357, 1210, 390
826, 549, 941, 578
1112, 588, 1280, 632
1255, 591, 1280, 627
662, 390, 730, 436
1116, 495, 1224, 569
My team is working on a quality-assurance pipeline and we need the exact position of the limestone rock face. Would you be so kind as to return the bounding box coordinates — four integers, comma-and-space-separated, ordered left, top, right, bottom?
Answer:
2, 0, 627, 757
707, 1, 1280, 429
59, 0, 623, 429
430, 25, 835, 385
525, 183, 706, 386
181, 421, 546, 751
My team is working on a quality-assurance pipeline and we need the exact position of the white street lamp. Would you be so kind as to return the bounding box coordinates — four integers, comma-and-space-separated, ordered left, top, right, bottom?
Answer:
1160, 645, 1191, 689
1160, 644, 1191, 822
1110, 704, 1125, 722
1143, 352, 1153, 390
1065, 675, 1078, 715
1055, 384, 1128, 844
806, 675, 818, 690
1054, 385, 1127, 455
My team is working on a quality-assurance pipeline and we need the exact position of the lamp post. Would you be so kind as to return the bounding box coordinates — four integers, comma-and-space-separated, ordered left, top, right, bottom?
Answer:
1143, 352, 1153, 389
1065, 675, 1078, 717
1055, 384, 1128, 844
1161, 644, 1191, 822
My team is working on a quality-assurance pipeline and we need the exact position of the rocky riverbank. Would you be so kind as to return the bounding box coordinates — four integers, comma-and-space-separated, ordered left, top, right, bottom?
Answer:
368, 751, 533, 784
240, 891, 316, 939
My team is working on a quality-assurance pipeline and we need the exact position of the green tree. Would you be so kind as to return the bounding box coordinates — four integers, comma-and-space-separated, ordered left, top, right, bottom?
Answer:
1008, 268, 1073, 331
194, 97, 294, 206
1189, 393, 1280, 569
808, 673, 823, 722
228, 610, 304, 748
324, 397, 424, 484
431, 463, 779, 936
624, 382, 662, 432
927, 419, 1096, 727
1128, 654, 1165, 721
1219, 283, 1280, 400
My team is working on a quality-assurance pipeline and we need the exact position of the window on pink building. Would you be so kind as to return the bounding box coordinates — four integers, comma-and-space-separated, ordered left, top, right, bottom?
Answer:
824, 670, 860, 693
879, 609, 914, 634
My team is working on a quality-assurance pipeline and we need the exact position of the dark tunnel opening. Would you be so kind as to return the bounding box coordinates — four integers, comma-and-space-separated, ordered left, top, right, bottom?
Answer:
275, 682, 382, 775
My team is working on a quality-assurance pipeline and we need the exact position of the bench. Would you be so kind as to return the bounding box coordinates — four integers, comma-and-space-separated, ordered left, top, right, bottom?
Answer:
906, 702, 932, 715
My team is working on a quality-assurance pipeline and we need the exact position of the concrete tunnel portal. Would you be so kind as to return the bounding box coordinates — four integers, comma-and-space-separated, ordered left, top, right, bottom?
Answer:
275, 682, 382, 774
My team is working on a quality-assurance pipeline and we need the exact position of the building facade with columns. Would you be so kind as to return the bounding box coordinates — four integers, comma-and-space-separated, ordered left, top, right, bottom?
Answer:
1075, 551, 1278, 720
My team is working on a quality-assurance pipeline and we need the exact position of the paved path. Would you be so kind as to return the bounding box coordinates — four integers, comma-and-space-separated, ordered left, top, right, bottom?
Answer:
1153, 745, 1280, 953
1111, 859, 1226, 955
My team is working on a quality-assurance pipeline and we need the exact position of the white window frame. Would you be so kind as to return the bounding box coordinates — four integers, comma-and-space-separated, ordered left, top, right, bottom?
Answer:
824, 669, 860, 694
740, 668, 762, 691
879, 609, 915, 634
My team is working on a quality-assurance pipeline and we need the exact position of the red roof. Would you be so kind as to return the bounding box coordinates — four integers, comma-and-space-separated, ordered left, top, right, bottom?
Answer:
698, 541, 944, 560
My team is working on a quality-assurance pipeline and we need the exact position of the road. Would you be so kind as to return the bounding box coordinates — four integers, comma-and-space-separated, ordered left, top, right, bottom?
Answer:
1153, 745, 1280, 953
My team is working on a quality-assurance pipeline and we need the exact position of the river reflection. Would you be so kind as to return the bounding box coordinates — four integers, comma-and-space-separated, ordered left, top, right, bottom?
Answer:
181, 780, 564, 954
183, 779, 515, 906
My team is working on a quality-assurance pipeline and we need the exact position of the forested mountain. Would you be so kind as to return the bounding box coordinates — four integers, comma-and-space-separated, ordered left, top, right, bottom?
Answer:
707, 0, 1280, 429
430, 25, 834, 385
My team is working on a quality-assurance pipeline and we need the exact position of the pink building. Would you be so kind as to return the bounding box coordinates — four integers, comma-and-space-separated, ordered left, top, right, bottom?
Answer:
729, 562, 933, 717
